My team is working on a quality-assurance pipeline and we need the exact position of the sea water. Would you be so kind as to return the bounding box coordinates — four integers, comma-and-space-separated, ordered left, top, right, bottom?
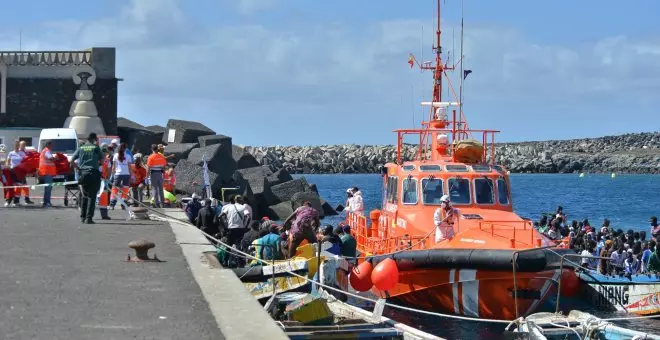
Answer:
296, 173, 660, 339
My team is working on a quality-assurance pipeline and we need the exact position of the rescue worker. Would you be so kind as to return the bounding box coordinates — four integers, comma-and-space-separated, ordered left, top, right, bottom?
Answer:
97, 145, 113, 220
163, 164, 176, 193
109, 142, 132, 211
38, 140, 58, 208
71, 133, 103, 224
6, 141, 34, 205
433, 195, 459, 243
347, 187, 364, 215
146, 144, 167, 208
129, 154, 147, 206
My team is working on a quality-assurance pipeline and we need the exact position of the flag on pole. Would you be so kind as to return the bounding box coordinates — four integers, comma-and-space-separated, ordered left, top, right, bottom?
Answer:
408, 54, 415, 68
202, 154, 212, 199
463, 69, 472, 79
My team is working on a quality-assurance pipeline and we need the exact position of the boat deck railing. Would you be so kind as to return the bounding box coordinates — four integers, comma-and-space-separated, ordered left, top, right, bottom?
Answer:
475, 220, 542, 248
347, 212, 544, 255
393, 127, 499, 164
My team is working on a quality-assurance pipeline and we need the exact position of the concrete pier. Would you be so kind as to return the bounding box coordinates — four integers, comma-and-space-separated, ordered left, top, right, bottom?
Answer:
0, 196, 286, 339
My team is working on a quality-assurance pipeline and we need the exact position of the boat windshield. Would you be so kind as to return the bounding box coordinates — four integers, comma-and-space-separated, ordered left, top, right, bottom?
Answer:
421, 178, 444, 205
448, 178, 471, 204
497, 178, 510, 205
474, 178, 494, 204
402, 177, 418, 204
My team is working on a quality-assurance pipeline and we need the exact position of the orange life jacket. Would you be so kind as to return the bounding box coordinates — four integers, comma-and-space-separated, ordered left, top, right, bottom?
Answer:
101, 158, 111, 180
38, 148, 57, 176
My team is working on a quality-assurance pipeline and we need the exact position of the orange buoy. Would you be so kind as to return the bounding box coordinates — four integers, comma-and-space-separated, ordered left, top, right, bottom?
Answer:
559, 270, 580, 297
349, 261, 373, 292
371, 258, 399, 291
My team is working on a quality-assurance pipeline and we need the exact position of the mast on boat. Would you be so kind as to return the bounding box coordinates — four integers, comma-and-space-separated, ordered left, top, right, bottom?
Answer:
403, 0, 489, 164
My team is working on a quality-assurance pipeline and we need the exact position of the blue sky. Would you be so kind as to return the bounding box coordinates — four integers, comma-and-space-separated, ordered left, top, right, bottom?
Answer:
1, 0, 658, 146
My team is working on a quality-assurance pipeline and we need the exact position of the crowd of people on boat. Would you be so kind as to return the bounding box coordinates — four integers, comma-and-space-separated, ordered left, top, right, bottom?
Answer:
185, 193, 358, 268
534, 207, 660, 275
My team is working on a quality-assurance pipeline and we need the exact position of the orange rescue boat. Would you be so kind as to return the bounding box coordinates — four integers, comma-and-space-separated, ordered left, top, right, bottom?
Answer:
344, 0, 577, 321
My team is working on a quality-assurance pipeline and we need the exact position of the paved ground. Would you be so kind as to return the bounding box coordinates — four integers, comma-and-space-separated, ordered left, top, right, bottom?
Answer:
0, 201, 225, 339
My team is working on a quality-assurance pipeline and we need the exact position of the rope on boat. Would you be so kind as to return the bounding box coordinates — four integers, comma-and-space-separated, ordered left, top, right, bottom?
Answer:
128, 198, 660, 325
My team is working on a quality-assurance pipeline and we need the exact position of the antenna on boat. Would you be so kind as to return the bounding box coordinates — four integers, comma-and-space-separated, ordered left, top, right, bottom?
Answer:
458, 0, 465, 131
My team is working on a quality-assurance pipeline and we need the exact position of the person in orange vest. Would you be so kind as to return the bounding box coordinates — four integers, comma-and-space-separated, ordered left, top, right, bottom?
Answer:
6, 141, 34, 205
146, 144, 168, 208
129, 154, 147, 207
97, 145, 113, 220
38, 140, 58, 207
163, 164, 176, 193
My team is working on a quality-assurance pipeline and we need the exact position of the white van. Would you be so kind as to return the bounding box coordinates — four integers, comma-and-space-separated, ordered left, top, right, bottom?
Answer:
37, 128, 80, 182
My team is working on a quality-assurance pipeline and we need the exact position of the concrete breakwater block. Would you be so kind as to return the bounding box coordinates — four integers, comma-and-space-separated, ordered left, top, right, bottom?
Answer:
267, 168, 294, 187
270, 178, 310, 204
291, 191, 324, 218
163, 119, 215, 144
124, 130, 162, 155
198, 134, 232, 150
232, 145, 260, 170
268, 201, 294, 220
164, 143, 199, 164
187, 144, 236, 182
233, 166, 275, 216
320, 200, 338, 216
174, 159, 226, 196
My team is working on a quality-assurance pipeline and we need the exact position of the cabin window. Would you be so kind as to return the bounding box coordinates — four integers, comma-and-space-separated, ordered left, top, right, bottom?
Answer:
474, 178, 495, 204
497, 178, 510, 205
471, 164, 491, 173
386, 176, 399, 203
445, 164, 469, 172
493, 165, 505, 174
448, 178, 471, 204
419, 165, 442, 172
402, 177, 418, 204
421, 178, 444, 205
403, 165, 416, 171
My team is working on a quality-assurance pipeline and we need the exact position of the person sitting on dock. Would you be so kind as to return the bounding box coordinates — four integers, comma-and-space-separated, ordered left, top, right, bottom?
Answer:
241, 220, 262, 253
196, 198, 219, 239
185, 193, 202, 224
433, 195, 459, 243
338, 224, 357, 259
283, 201, 320, 258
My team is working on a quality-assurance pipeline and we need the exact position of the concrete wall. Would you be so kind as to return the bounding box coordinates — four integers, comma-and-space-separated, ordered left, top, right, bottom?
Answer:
0, 48, 118, 134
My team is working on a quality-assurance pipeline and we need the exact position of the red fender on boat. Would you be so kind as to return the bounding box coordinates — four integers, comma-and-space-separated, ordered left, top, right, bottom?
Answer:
371, 258, 399, 291
350, 261, 373, 292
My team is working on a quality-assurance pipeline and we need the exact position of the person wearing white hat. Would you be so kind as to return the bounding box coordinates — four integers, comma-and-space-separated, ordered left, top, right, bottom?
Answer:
433, 194, 459, 243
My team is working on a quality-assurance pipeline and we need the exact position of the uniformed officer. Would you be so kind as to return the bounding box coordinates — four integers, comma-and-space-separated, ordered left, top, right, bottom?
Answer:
71, 133, 104, 224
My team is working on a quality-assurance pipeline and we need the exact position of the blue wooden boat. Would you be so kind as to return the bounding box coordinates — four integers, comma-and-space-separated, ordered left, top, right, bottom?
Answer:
577, 270, 660, 315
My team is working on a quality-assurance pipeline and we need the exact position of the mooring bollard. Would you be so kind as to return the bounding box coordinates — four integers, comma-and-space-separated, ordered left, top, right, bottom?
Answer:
128, 240, 155, 261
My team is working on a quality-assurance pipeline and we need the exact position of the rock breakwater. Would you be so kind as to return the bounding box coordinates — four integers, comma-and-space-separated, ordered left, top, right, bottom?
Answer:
246, 132, 660, 174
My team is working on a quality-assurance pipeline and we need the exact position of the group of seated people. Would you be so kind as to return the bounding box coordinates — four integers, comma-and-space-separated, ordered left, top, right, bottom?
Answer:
534, 207, 660, 275
184, 194, 358, 268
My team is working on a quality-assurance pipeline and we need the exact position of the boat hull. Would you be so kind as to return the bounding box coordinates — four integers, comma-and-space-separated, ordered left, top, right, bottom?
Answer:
578, 271, 660, 315
374, 267, 562, 320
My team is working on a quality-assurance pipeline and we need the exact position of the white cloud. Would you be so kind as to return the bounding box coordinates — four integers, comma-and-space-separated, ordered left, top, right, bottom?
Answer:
3, 0, 659, 144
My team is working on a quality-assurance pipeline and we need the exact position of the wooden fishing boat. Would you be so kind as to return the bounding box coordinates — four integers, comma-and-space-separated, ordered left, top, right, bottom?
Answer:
342, 0, 578, 321
577, 270, 660, 315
